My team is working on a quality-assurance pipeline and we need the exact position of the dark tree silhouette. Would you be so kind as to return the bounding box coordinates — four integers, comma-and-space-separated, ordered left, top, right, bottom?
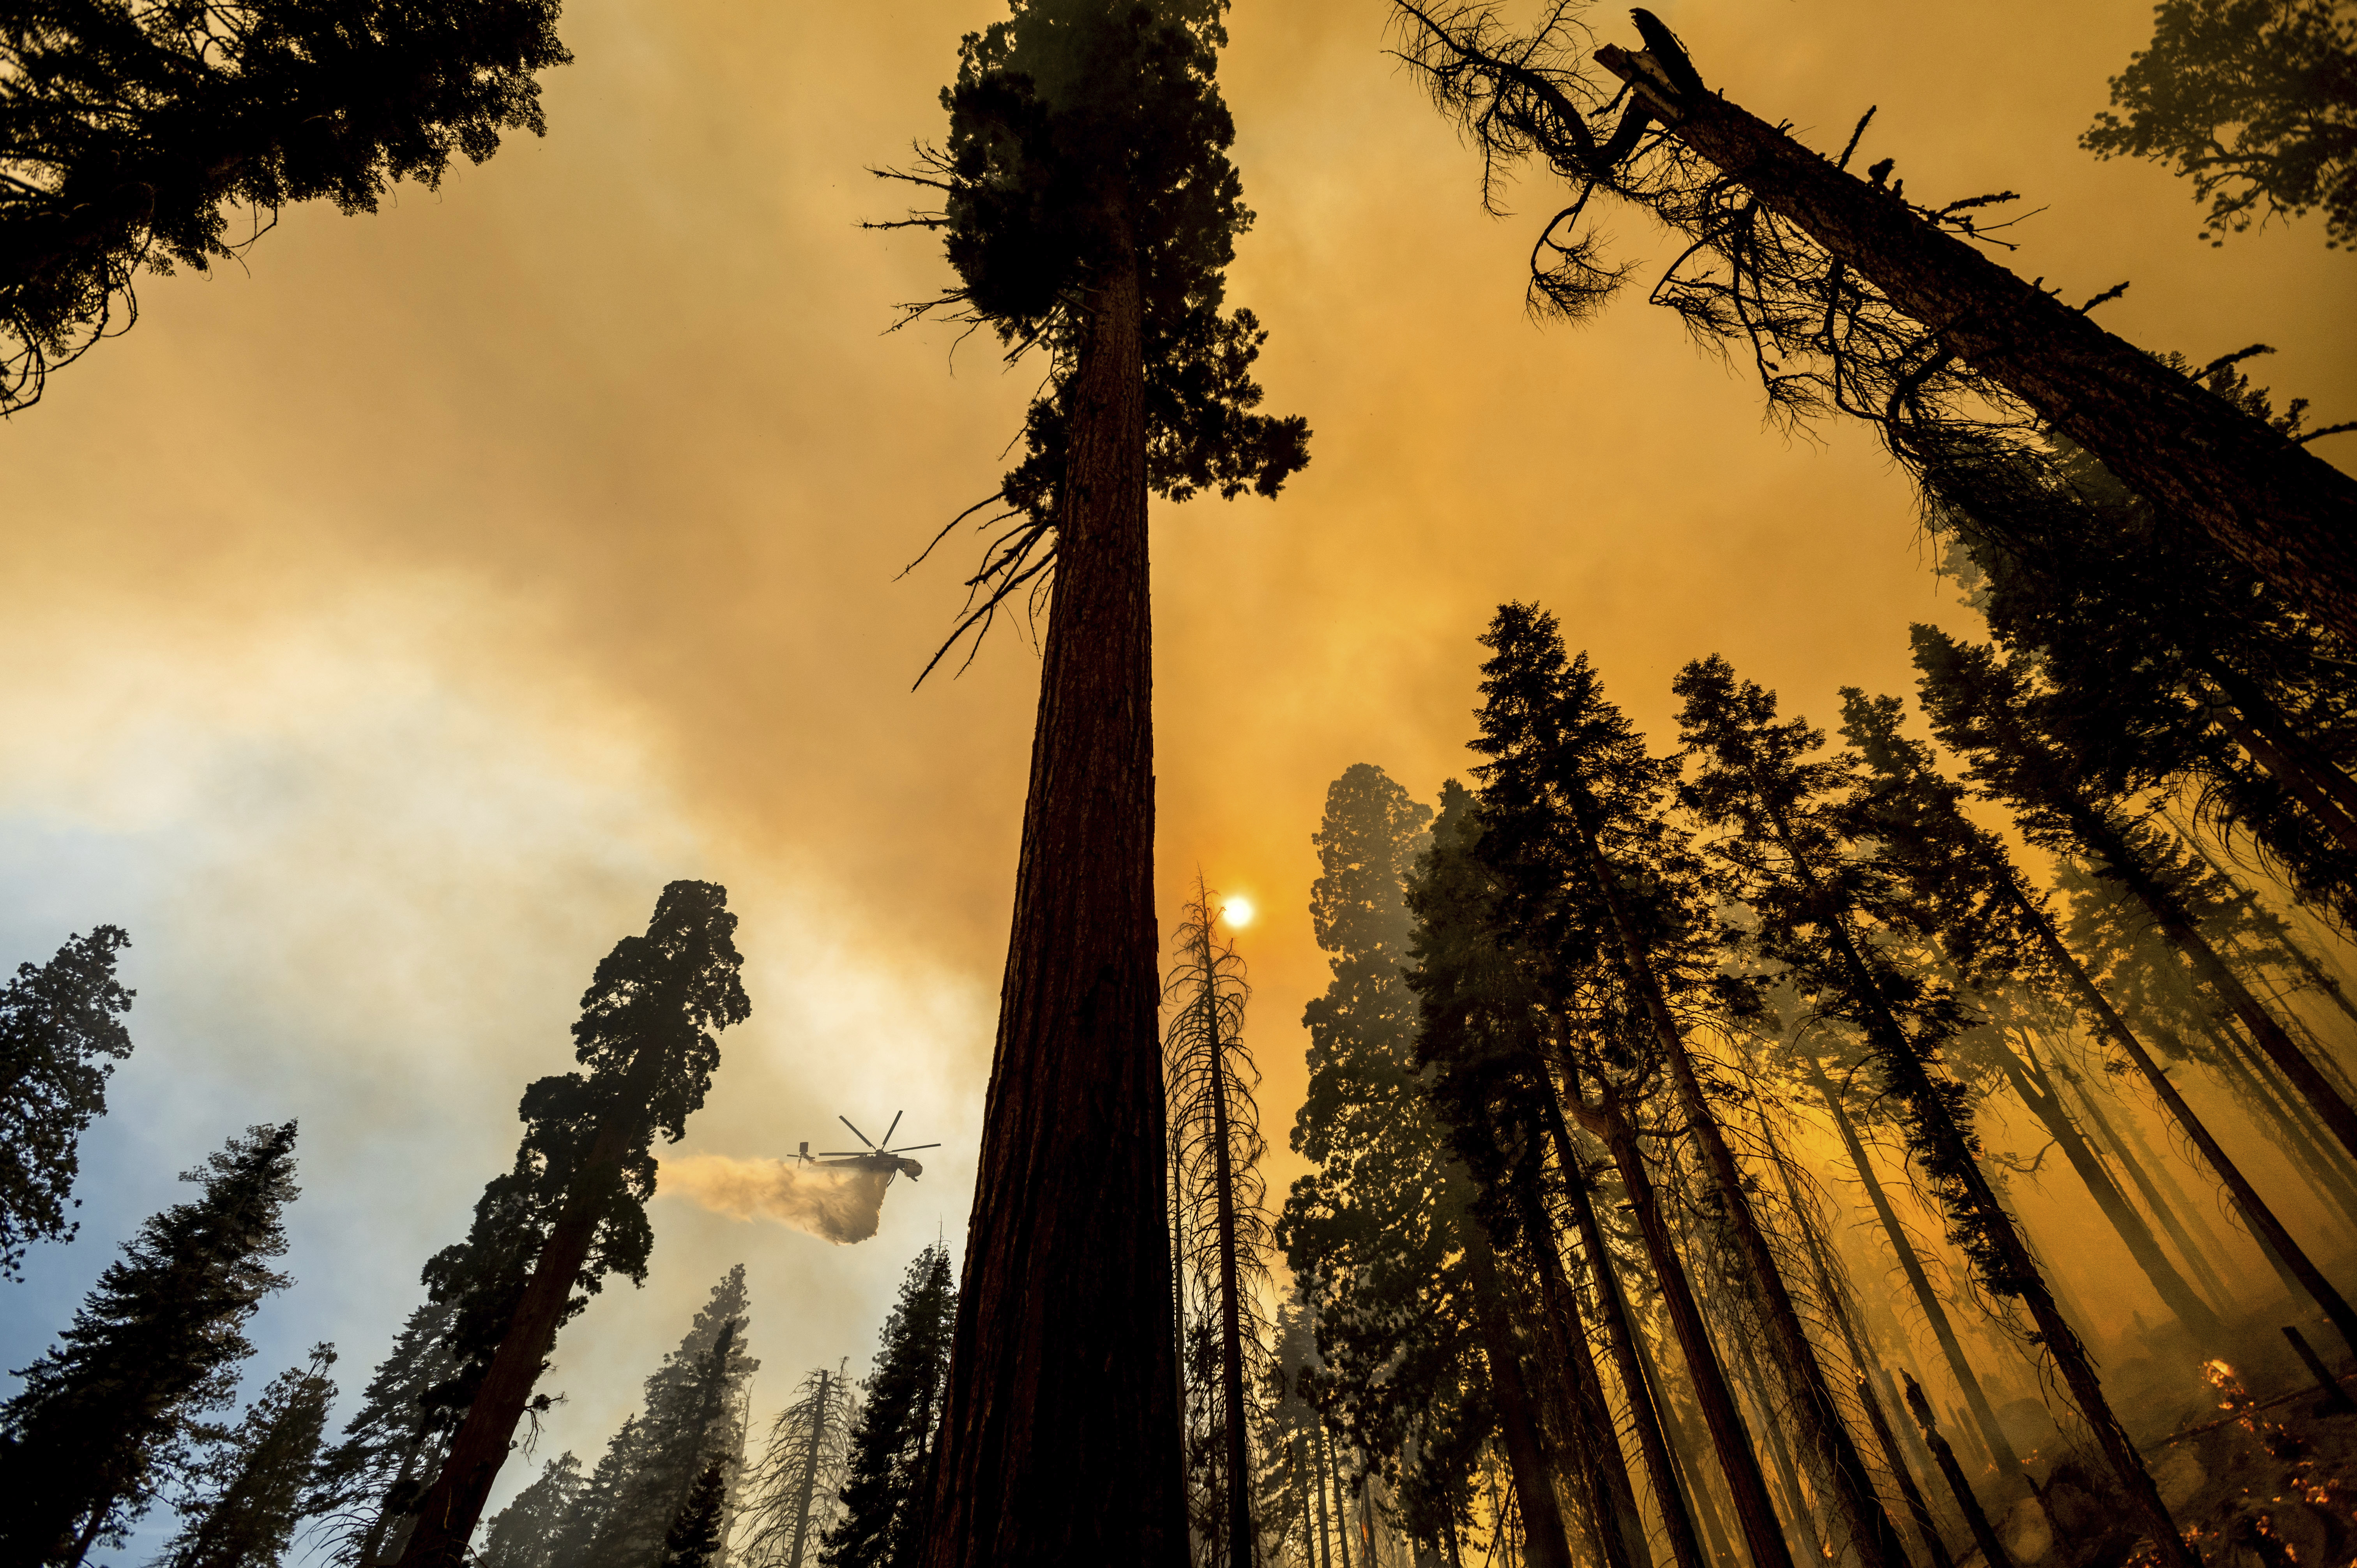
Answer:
883, 3, 1308, 1560
0, 0, 568, 412
1910, 626, 2357, 1166
1672, 654, 2194, 1568
0, 1121, 300, 1567
155, 1344, 339, 1568
1470, 604, 1900, 1568
395, 881, 751, 1568
660, 1462, 730, 1568
1390, 2, 2357, 645
1164, 876, 1269, 1568
477, 1453, 583, 1568
1914, 418, 2357, 930
2084, 0, 2357, 249
0, 925, 134, 1281
1840, 686, 2357, 1360
821, 1244, 956, 1568
306, 1298, 458, 1567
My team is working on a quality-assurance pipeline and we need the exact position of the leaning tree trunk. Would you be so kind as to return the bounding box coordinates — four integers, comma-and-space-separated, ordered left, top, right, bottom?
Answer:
1989, 863, 2357, 1360
1758, 802, 2196, 1568
1804, 1056, 2022, 1481
1569, 807, 1906, 1568
787, 1369, 829, 1568
1462, 1204, 1580, 1568
396, 1102, 647, 1568
920, 231, 1186, 1568
1990, 1039, 2224, 1340
2200, 663, 2357, 856
1540, 1085, 1709, 1568
1568, 1086, 1796, 1568
1595, 41, 2357, 646
2071, 800, 2357, 1164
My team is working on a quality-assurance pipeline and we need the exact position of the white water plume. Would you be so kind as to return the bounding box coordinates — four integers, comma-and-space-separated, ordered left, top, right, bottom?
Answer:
658, 1155, 891, 1244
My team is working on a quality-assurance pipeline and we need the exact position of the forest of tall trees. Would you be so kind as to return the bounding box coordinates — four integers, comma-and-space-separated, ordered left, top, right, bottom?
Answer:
1, 0, 2352, 1564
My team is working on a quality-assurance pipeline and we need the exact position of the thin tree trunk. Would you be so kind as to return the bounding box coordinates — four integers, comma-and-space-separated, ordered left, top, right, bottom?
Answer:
1753, 803, 2192, 1568
1326, 1425, 1357, 1568
920, 229, 1184, 1568
2074, 805, 2357, 1164
1567, 1087, 1793, 1568
398, 1107, 645, 1568
1568, 811, 1900, 1568
1805, 1058, 2020, 1481
2049, 1051, 2235, 1309
1855, 1377, 1952, 1568
1519, 1172, 1643, 1568
1542, 1086, 1709, 1568
787, 1369, 829, 1568
1204, 922, 1258, 1568
1463, 1211, 1579, 1568
1640, 1327, 1741, 1568
1728, 1329, 1829, 1568
1315, 1432, 1334, 1568
1592, 44, 2357, 646
1898, 1379, 2011, 1568
1989, 1037, 2224, 1340
1996, 869, 2357, 1359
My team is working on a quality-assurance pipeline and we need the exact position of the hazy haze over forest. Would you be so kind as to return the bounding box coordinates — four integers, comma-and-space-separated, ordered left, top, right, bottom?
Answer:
0, 0, 2350, 1549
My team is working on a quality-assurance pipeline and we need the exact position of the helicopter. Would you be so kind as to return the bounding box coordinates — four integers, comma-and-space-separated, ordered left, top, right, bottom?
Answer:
796, 1112, 939, 1185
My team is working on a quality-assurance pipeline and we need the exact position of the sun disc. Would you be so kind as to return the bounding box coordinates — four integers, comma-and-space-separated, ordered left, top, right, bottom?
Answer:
1223, 896, 1254, 928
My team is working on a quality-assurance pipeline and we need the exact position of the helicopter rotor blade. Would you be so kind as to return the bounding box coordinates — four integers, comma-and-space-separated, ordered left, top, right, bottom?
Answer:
839, 1115, 876, 1149
891, 1144, 941, 1153
882, 1111, 905, 1147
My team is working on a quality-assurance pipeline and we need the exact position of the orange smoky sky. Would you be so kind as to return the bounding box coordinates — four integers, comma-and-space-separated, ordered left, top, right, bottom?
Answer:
0, 0, 2350, 1541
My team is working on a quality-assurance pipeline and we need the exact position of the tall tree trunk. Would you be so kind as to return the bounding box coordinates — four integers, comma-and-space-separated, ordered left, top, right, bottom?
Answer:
1728, 1329, 1830, 1568
1899, 1379, 2012, 1568
1567, 809, 1901, 1568
1855, 1377, 1952, 1568
1753, 801, 2193, 1568
921, 233, 1184, 1567
1207, 976, 1258, 1568
1593, 44, 2357, 646
398, 1107, 645, 1568
787, 1369, 829, 1568
1463, 1211, 1580, 1568
1989, 1036, 2224, 1340
1541, 1086, 1709, 1568
2049, 1052, 2234, 1308
1638, 1325, 1742, 1568
1568, 1087, 1794, 1568
1513, 1162, 1644, 1568
1994, 858, 2357, 1358
1805, 1057, 2021, 1480
1326, 1423, 1357, 1568
2200, 665, 2357, 855
2074, 803, 2357, 1164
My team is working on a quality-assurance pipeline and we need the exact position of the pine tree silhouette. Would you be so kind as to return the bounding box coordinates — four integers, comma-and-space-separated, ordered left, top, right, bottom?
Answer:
0, 925, 135, 1281
0, 1121, 301, 1566
154, 1344, 339, 1568
821, 1245, 954, 1568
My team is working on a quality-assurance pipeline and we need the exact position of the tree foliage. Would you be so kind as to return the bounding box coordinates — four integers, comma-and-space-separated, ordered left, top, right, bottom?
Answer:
0, 925, 134, 1281
154, 1344, 339, 1568
0, 0, 569, 411
2084, 0, 2357, 248
0, 1122, 300, 1564
820, 1244, 956, 1568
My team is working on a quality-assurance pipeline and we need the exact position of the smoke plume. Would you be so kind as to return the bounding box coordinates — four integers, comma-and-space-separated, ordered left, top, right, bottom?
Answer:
658, 1155, 891, 1244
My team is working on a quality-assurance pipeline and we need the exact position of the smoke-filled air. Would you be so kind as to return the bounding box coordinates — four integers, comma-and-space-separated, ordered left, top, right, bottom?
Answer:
659, 1158, 893, 1247
2, 3, 2355, 1568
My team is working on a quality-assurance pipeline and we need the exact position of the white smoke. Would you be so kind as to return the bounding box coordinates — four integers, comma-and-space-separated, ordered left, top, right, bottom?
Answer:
657, 1155, 892, 1244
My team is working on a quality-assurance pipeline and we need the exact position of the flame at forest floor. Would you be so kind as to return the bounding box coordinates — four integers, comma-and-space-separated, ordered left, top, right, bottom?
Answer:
657, 1155, 891, 1244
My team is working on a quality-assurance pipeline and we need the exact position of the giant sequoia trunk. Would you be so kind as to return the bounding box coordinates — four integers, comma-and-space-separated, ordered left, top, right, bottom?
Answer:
1206, 1004, 1258, 1568
920, 240, 1186, 1567
1595, 42, 2357, 646
396, 1106, 644, 1568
